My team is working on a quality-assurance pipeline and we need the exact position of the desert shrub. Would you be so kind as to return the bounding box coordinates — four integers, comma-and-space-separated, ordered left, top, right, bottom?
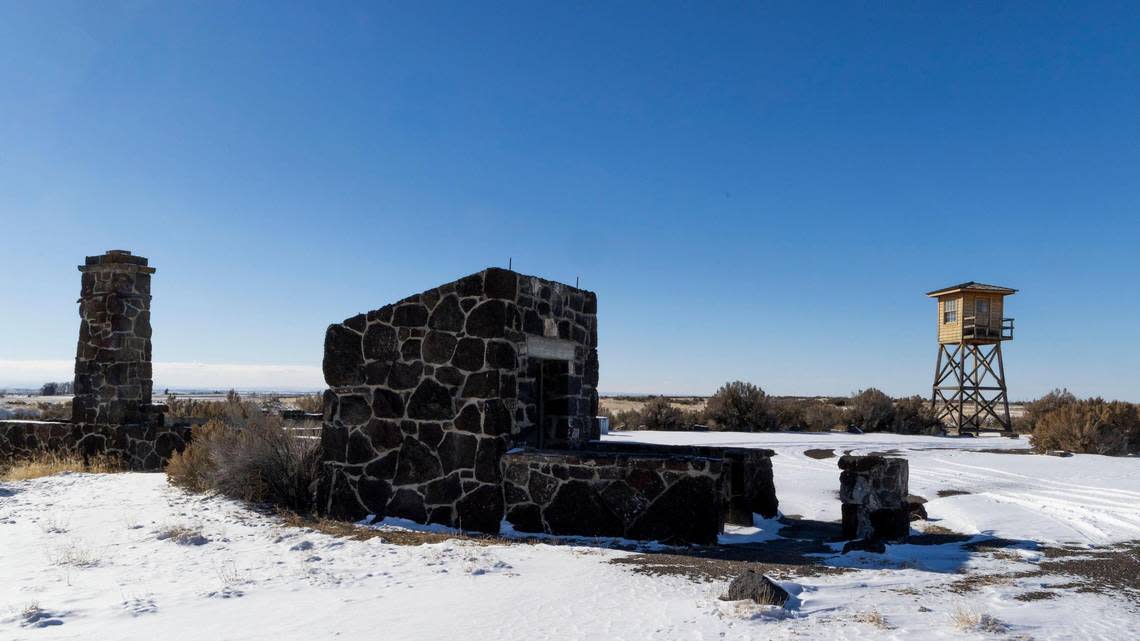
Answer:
705, 381, 775, 432
165, 389, 260, 421
770, 399, 808, 431
640, 397, 687, 431
1029, 398, 1140, 455
848, 388, 895, 432
165, 420, 226, 493
166, 410, 321, 511
1015, 388, 1077, 433
35, 402, 72, 420
892, 396, 944, 435
802, 401, 848, 432
610, 408, 644, 430
292, 393, 324, 413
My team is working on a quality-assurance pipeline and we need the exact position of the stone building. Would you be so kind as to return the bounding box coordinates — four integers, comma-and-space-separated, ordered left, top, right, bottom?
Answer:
316, 268, 600, 532
316, 267, 779, 544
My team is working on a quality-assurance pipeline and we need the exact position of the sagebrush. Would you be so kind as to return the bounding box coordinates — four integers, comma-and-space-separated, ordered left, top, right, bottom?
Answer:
166, 400, 321, 511
1029, 397, 1140, 455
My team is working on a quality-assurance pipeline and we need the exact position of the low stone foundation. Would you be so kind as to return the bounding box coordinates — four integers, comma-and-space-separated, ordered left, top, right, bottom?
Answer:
501, 448, 725, 544
838, 455, 909, 541
587, 441, 778, 524
0, 420, 190, 471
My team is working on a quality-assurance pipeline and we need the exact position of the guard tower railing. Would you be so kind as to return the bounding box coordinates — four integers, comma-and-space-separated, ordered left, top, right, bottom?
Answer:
962, 316, 1014, 341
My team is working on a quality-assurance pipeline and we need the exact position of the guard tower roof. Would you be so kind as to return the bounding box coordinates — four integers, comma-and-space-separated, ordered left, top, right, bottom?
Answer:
925, 282, 1017, 297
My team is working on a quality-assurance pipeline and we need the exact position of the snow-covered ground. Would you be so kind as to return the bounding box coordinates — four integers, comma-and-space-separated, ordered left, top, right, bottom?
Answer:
606, 430, 1140, 546
2, 430, 1138, 640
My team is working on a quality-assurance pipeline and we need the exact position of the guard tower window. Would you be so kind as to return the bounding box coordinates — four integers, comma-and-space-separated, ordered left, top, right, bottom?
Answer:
943, 299, 958, 324
975, 298, 990, 324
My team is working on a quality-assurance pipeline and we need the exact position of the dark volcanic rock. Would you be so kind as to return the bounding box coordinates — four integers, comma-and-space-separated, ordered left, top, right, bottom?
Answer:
422, 331, 458, 364
481, 400, 512, 436
842, 538, 887, 554
362, 323, 398, 362
370, 389, 404, 419
357, 476, 392, 515
483, 268, 518, 300
465, 300, 507, 338
428, 295, 465, 332
505, 504, 544, 533
452, 338, 485, 371
338, 394, 372, 426
324, 325, 364, 386
387, 361, 424, 390
406, 379, 454, 420
425, 473, 462, 504
527, 472, 559, 504
392, 303, 429, 327
387, 488, 427, 522
628, 475, 721, 545
363, 420, 403, 451
485, 341, 518, 369
462, 371, 500, 398
721, 570, 790, 607
454, 403, 482, 433
474, 437, 504, 483
437, 431, 478, 473
393, 436, 443, 485
543, 480, 623, 538
455, 484, 503, 534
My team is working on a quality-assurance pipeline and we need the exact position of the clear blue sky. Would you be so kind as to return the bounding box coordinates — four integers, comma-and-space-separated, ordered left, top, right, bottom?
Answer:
2, 2, 1139, 400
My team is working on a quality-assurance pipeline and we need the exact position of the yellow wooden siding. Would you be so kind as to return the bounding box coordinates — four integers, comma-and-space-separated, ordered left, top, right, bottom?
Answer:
937, 295, 962, 343
936, 292, 1008, 344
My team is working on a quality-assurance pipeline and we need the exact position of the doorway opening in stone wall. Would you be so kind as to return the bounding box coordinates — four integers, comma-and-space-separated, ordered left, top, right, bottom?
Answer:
535, 359, 570, 449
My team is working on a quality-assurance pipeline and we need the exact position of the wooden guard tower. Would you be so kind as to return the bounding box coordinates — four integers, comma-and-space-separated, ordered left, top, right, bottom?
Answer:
927, 282, 1016, 434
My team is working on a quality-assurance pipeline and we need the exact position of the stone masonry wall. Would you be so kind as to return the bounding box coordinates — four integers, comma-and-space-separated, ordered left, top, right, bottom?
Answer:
588, 441, 778, 524
838, 455, 910, 541
501, 449, 725, 545
73, 250, 156, 425
317, 268, 599, 533
0, 420, 190, 471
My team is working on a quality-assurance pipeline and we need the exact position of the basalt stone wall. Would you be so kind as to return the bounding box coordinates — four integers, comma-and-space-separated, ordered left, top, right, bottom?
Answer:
501, 449, 724, 545
73, 250, 156, 425
0, 420, 190, 471
588, 441, 778, 524
317, 268, 599, 533
838, 455, 910, 541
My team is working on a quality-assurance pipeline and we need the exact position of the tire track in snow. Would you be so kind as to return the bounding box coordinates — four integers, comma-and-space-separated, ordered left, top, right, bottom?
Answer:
913, 457, 1140, 544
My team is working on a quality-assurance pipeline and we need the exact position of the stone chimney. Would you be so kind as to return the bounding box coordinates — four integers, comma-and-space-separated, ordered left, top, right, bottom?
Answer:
72, 250, 155, 425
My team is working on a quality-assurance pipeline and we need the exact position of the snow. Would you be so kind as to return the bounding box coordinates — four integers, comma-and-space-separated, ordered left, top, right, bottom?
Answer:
2, 430, 1138, 640
604, 430, 1140, 546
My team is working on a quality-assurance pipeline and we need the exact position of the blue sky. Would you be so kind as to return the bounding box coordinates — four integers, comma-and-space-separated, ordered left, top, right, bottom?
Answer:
2, 2, 1139, 400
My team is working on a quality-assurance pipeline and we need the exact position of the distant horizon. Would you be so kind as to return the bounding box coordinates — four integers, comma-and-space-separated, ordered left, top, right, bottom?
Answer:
0, 358, 1119, 403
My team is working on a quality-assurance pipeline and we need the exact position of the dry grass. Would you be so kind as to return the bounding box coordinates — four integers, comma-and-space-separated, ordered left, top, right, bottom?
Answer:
288, 393, 324, 413
854, 609, 892, 629
47, 540, 99, 568
599, 396, 708, 415
0, 452, 123, 481
951, 606, 1008, 633
155, 523, 209, 545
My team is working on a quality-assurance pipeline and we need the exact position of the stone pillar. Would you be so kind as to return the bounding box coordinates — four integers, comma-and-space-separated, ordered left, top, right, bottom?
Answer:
838, 455, 909, 541
72, 250, 155, 425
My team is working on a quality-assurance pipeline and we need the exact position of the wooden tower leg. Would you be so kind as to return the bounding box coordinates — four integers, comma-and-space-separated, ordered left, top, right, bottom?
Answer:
931, 345, 944, 412
995, 343, 1012, 433
957, 345, 967, 434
